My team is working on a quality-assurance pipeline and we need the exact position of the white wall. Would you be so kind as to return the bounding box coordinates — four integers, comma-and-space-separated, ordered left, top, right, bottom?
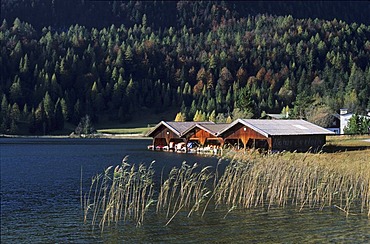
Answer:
327, 128, 340, 134
340, 113, 352, 134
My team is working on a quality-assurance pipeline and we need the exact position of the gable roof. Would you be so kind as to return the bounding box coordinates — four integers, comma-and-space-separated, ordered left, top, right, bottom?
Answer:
182, 123, 229, 136
145, 121, 215, 137
218, 119, 335, 137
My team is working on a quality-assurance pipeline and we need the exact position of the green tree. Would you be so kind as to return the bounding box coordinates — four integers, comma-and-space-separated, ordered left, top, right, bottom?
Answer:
9, 119, 19, 134
73, 99, 82, 124
1, 95, 9, 119
9, 76, 22, 104
43, 92, 54, 121
278, 78, 294, 104
208, 54, 217, 70
115, 50, 123, 67
189, 100, 197, 119
125, 45, 133, 62
35, 102, 46, 134
126, 78, 138, 101
19, 54, 29, 73
234, 87, 254, 118
54, 98, 65, 130
10, 103, 21, 122
75, 115, 96, 135
343, 89, 359, 113
344, 114, 370, 135
60, 98, 69, 121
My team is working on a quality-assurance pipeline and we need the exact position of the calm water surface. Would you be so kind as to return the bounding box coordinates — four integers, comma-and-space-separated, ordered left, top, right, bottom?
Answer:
1, 138, 369, 243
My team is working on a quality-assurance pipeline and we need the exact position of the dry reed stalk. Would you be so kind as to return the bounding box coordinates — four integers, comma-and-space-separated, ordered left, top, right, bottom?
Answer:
214, 150, 370, 218
156, 162, 213, 225
83, 158, 155, 232
83, 149, 370, 231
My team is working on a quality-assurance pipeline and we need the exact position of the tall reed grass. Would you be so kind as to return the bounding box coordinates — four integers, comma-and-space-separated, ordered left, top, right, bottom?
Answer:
82, 150, 370, 232
83, 156, 155, 232
215, 151, 370, 217
156, 162, 213, 225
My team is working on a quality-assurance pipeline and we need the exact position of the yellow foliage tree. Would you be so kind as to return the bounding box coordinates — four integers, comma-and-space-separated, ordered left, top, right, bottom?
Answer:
174, 112, 186, 122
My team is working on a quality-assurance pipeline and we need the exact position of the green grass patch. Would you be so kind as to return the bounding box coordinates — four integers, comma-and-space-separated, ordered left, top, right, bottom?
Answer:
97, 127, 153, 135
324, 135, 370, 152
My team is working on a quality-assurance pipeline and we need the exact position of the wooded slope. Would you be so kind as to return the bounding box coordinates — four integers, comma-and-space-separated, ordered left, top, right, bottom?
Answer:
1, 1, 369, 134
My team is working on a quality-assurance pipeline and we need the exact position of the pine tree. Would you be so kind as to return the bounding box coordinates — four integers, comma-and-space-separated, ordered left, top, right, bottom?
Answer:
20, 54, 29, 73
73, 99, 82, 124
9, 119, 19, 135
54, 98, 65, 130
189, 100, 197, 119
1, 94, 8, 119
10, 103, 21, 121
125, 45, 133, 62
43, 92, 54, 120
35, 102, 45, 134
9, 76, 22, 104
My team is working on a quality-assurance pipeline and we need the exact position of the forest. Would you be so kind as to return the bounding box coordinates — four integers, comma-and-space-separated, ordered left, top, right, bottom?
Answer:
1, 0, 369, 134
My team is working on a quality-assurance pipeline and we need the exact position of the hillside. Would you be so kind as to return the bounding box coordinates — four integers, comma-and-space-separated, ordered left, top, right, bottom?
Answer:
2, 1, 369, 30
0, 1, 369, 135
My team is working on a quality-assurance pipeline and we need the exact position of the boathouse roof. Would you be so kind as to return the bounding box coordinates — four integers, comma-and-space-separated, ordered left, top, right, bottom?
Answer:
218, 119, 335, 138
146, 121, 215, 137
182, 123, 229, 136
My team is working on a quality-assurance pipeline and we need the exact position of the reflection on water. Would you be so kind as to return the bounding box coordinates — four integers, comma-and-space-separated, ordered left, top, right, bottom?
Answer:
1, 138, 369, 243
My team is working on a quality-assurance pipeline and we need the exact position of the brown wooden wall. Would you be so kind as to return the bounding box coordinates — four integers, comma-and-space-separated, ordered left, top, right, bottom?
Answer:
151, 124, 182, 146
222, 123, 269, 148
271, 135, 326, 152
184, 128, 223, 146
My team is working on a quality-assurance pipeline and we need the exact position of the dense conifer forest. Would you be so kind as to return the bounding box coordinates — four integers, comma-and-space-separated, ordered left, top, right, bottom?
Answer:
1, 1, 369, 134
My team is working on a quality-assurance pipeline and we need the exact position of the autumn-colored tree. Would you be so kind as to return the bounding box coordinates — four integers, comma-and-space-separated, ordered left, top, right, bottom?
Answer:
174, 112, 186, 122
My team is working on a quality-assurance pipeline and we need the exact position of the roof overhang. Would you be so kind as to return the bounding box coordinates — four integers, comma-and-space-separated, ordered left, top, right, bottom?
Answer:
217, 119, 270, 138
218, 119, 335, 137
145, 121, 181, 137
182, 123, 216, 137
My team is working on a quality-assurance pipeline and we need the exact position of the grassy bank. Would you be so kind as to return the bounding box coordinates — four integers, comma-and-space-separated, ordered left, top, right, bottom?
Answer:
325, 135, 370, 151
97, 127, 152, 136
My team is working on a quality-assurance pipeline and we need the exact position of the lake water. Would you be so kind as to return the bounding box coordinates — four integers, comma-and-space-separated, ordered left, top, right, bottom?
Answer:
1, 138, 369, 243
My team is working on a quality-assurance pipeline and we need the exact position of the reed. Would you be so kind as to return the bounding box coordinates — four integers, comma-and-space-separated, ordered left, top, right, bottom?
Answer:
82, 156, 155, 232
156, 162, 213, 226
214, 150, 370, 217
83, 148, 370, 232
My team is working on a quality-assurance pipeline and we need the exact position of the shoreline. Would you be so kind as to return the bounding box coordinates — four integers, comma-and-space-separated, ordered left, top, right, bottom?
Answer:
0, 133, 151, 140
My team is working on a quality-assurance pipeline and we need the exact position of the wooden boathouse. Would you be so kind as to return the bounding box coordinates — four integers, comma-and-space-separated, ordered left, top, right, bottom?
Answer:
218, 119, 335, 152
145, 121, 215, 151
146, 119, 334, 153
182, 123, 229, 149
